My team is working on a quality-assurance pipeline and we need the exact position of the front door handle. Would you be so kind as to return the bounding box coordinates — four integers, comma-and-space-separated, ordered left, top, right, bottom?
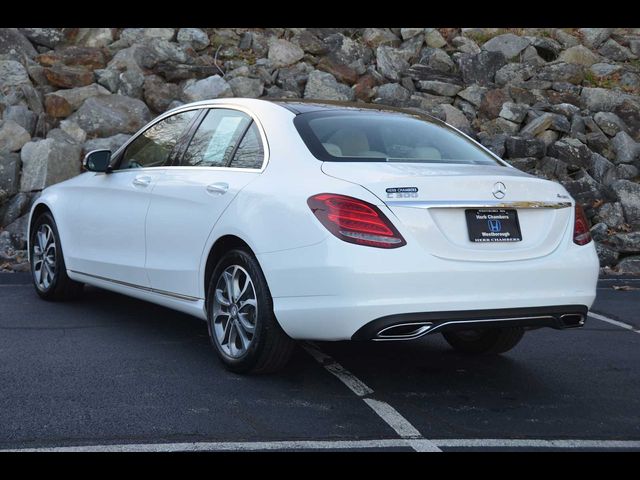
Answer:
206, 182, 229, 196
132, 175, 152, 188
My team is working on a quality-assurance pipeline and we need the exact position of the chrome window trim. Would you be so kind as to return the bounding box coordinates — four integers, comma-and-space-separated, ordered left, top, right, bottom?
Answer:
108, 102, 270, 174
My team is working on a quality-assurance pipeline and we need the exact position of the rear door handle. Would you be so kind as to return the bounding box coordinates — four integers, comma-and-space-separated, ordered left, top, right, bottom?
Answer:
206, 182, 229, 196
132, 175, 152, 188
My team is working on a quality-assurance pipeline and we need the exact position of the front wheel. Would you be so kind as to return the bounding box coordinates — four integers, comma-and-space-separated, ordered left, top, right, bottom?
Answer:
206, 249, 295, 374
442, 327, 525, 355
29, 212, 84, 301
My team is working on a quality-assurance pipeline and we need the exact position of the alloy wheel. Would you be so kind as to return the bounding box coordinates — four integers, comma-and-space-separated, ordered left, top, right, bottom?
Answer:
32, 224, 57, 291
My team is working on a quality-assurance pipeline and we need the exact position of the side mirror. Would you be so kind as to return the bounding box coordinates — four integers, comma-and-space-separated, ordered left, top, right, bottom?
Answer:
83, 149, 112, 173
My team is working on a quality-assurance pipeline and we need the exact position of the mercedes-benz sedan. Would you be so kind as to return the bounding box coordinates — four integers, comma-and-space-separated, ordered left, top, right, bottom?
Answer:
28, 98, 599, 373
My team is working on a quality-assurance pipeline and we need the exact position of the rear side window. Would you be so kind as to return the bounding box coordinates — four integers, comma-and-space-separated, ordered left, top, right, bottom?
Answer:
182, 109, 252, 167
229, 123, 264, 169
293, 110, 502, 166
118, 110, 196, 170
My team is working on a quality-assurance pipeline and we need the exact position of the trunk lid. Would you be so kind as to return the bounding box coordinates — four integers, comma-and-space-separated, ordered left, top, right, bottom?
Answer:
321, 162, 574, 262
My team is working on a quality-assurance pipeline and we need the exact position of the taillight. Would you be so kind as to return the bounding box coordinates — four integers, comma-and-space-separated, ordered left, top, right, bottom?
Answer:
307, 193, 406, 248
573, 204, 592, 246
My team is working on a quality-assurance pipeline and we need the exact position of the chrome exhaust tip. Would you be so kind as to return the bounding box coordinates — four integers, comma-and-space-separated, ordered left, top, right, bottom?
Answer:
559, 313, 585, 328
375, 322, 433, 341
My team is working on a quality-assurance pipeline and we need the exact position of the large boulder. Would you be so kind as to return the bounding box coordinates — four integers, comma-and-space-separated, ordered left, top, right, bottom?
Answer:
44, 83, 111, 118
304, 70, 354, 101
227, 76, 264, 98
0, 60, 31, 90
558, 45, 600, 66
68, 95, 152, 137
611, 179, 640, 226
611, 131, 640, 164
482, 33, 530, 60
376, 45, 409, 81
0, 120, 31, 152
0, 28, 37, 58
19, 139, 82, 192
182, 75, 233, 102
457, 51, 506, 86
268, 39, 304, 68
0, 152, 20, 198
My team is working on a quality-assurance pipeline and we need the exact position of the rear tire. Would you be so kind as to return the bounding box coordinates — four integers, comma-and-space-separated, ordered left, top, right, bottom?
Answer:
442, 327, 525, 355
29, 212, 84, 301
206, 248, 295, 374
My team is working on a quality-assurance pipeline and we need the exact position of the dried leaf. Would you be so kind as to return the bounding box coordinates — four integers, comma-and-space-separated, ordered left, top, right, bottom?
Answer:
612, 285, 640, 291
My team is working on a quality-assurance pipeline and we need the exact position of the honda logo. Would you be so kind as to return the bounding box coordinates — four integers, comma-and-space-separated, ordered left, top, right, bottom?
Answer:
488, 219, 502, 232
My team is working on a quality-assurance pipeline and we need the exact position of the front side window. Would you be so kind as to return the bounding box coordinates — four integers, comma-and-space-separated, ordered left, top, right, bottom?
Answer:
229, 123, 264, 169
293, 110, 502, 166
118, 110, 197, 170
182, 109, 252, 167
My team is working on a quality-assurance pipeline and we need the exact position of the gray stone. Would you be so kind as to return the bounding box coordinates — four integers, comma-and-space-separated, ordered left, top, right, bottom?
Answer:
587, 132, 615, 163
83, 134, 132, 154
531, 36, 562, 61
376, 46, 409, 81
495, 63, 534, 86
578, 28, 612, 49
611, 180, 640, 225
520, 45, 546, 68
590, 152, 615, 184
581, 87, 633, 112
598, 39, 636, 62
0, 192, 32, 228
182, 75, 233, 103
507, 157, 537, 171
590, 222, 610, 242
595, 243, 619, 267
400, 28, 424, 41
505, 136, 546, 159
416, 48, 456, 74
554, 30, 580, 48
438, 104, 472, 134
616, 255, 640, 274
558, 45, 600, 66
499, 102, 528, 123
0, 151, 20, 198
416, 80, 462, 97
59, 120, 87, 145
482, 33, 530, 60
520, 113, 566, 137
611, 131, 640, 164
631, 39, 640, 57
228, 76, 264, 98
68, 95, 152, 137
536, 62, 584, 84
304, 70, 354, 101
451, 36, 480, 54
177, 28, 210, 51
607, 232, 640, 253
597, 202, 625, 227
479, 117, 520, 135
142, 28, 175, 41
562, 170, 610, 205
458, 51, 506, 86
478, 133, 508, 157
594, 112, 629, 137
548, 138, 593, 169
3, 214, 28, 250
0, 120, 30, 153
268, 39, 304, 68
374, 83, 411, 107
140, 38, 189, 68
44, 83, 111, 117
549, 103, 581, 118
424, 28, 447, 48
537, 130, 560, 147
457, 85, 487, 108
73, 28, 114, 48
0, 60, 31, 89
142, 75, 180, 113
95, 68, 120, 93
18, 28, 63, 48
2, 105, 36, 135
362, 29, 400, 49
20, 139, 81, 192
292, 31, 328, 55
0, 28, 37, 58
589, 62, 622, 78
537, 156, 569, 180
117, 70, 145, 98
275, 63, 312, 96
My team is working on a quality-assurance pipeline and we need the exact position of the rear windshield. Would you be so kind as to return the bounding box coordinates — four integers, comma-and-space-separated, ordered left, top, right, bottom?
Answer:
293, 110, 502, 165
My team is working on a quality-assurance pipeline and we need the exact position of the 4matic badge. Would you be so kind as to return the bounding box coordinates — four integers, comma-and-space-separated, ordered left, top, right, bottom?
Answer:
386, 187, 418, 199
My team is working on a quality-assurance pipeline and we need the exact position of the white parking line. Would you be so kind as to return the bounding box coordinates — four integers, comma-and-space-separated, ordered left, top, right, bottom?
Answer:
433, 438, 640, 449
301, 342, 442, 452
589, 312, 640, 333
4, 438, 639, 452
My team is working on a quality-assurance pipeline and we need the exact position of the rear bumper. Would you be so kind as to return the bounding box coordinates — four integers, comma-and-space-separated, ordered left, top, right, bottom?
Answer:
257, 233, 599, 341
352, 304, 588, 341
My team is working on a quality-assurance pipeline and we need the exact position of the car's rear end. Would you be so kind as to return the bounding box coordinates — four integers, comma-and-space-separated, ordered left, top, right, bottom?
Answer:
264, 102, 599, 344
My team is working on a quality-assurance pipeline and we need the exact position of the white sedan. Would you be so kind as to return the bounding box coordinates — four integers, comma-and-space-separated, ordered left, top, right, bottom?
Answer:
28, 98, 599, 373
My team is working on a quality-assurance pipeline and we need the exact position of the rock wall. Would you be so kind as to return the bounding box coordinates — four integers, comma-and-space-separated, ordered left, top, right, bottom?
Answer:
1, 27, 640, 273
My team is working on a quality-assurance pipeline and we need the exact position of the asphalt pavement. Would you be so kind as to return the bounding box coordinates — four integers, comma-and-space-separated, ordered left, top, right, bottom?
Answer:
0, 272, 638, 452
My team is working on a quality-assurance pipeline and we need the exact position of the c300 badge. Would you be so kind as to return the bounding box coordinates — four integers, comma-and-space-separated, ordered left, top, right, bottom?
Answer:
386, 187, 418, 199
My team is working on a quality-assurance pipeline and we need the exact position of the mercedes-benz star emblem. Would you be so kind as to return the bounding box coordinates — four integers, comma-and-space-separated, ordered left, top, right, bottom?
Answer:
492, 182, 506, 199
